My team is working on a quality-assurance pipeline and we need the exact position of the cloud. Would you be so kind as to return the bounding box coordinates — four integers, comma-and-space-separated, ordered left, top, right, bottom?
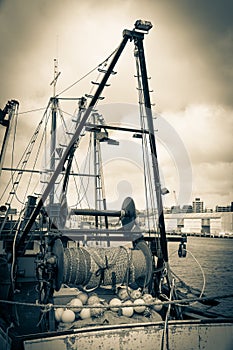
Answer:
0, 1, 232, 210
162, 104, 233, 207
162, 105, 233, 164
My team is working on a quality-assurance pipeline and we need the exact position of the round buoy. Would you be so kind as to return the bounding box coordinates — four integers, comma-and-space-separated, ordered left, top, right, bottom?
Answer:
118, 287, 131, 301
69, 298, 83, 312
142, 293, 154, 305
77, 292, 88, 305
133, 298, 146, 313
122, 300, 134, 317
152, 298, 163, 312
109, 298, 122, 312
90, 303, 104, 317
54, 308, 64, 322
79, 307, 91, 320
130, 289, 142, 300
61, 309, 75, 323
87, 295, 100, 305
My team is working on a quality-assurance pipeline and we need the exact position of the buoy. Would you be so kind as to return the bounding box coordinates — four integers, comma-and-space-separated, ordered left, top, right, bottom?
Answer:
133, 298, 146, 313
109, 298, 122, 312
69, 298, 83, 312
118, 287, 131, 300
79, 307, 91, 320
122, 300, 134, 317
152, 298, 163, 312
77, 291, 88, 305
87, 294, 100, 305
142, 293, 154, 305
90, 303, 104, 317
54, 308, 64, 322
61, 309, 75, 323
130, 289, 142, 300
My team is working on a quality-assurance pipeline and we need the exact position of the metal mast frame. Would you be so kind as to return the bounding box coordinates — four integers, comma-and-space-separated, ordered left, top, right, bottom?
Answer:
16, 21, 168, 269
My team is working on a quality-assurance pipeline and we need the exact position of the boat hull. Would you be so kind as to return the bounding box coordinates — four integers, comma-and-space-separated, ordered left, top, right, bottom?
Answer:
15, 319, 233, 350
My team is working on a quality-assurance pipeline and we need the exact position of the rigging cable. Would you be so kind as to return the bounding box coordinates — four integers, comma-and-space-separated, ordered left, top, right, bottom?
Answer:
56, 47, 118, 97
161, 278, 175, 350
135, 54, 157, 232
58, 106, 84, 206
18, 107, 47, 115
23, 107, 50, 205
169, 248, 206, 305
72, 134, 93, 207
0, 100, 51, 205
58, 106, 92, 208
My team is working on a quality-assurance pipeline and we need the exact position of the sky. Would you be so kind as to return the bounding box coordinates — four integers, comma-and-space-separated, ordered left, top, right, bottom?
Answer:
0, 0, 232, 211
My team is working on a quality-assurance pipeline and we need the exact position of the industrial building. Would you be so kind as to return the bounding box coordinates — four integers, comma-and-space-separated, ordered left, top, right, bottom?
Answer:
164, 212, 233, 237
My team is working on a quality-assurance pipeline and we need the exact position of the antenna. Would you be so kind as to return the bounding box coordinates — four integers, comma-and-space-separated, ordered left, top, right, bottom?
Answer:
49, 59, 61, 206
50, 58, 61, 97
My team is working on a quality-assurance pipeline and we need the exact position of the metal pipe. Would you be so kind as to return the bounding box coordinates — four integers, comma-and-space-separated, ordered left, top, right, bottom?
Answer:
70, 208, 123, 217
135, 37, 168, 262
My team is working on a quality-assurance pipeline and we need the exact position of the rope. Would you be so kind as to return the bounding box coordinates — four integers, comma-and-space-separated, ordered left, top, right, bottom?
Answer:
56, 47, 118, 97
169, 248, 206, 306
161, 278, 175, 350
18, 107, 47, 115
0, 100, 51, 204
0, 293, 232, 310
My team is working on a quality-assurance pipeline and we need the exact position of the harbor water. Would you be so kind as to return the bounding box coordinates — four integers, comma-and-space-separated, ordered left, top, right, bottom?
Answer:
168, 236, 233, 317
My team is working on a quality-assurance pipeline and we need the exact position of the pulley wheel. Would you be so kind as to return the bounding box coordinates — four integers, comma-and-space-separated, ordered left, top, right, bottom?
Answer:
121, 197, 136, 230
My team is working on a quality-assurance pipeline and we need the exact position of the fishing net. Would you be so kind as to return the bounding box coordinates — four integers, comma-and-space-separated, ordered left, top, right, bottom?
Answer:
63, 243, 152, 289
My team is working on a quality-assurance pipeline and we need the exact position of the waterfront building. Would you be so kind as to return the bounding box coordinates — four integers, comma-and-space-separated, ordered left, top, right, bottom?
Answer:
216, 203, 233, 212
181, 205, 193, 213
164, 212, 233, 237
192, 198, 204, 213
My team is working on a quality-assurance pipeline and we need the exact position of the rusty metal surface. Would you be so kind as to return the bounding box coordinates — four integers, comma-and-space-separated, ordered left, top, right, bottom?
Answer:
23, 320, 233, 350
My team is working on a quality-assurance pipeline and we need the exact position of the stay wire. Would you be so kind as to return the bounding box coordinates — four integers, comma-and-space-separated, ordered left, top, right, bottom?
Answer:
56, 47, 118, 97
18, 107, 47, 115
135, 55, 157, 231
58, 105, 90, 208
58, 108, 92, 208
0, 100, 51, 204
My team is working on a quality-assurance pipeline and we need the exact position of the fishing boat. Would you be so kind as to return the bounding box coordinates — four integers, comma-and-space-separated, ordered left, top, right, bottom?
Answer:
0, 20, 233, 350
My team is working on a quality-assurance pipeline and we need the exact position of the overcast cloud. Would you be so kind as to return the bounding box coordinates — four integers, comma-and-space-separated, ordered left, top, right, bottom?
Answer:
0, 0, 232, 210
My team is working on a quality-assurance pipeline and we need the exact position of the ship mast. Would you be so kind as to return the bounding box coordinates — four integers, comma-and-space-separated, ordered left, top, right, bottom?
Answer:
17, 21, 169, 271
49, 59, 61, 205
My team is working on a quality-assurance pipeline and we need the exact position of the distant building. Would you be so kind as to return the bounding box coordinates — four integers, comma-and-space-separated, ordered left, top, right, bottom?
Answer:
171, 205, 181, 214
164, 212, 233, 236
192, 198, 204, 213
181, 205, 193, 213
216, 204, 233, 212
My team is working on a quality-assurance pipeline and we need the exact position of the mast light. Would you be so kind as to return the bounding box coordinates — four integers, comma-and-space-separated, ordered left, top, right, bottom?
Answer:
134, 20, 153, 32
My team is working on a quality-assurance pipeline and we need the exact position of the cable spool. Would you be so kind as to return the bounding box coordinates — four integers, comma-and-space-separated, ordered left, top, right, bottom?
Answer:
63, 243, 153, 290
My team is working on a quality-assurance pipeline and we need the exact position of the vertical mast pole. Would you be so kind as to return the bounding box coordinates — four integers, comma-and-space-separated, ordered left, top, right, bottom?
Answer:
49, 58, 59, 205
135, 37, 168, 263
